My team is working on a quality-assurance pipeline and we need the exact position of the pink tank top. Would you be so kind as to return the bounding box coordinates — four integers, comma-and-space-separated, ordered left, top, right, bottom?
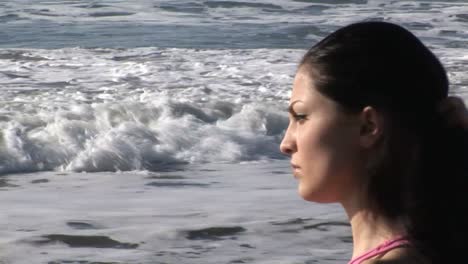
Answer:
348, 236, 410, 264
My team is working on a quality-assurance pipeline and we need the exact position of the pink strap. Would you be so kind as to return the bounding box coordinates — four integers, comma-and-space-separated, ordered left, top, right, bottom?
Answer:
348, 236, 410, 264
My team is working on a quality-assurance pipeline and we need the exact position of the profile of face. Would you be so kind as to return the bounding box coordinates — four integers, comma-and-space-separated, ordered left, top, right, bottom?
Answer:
280, 67, 368, 203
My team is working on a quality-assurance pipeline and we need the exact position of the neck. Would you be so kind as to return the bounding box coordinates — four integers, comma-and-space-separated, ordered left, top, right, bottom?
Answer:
341, 194, 406, 259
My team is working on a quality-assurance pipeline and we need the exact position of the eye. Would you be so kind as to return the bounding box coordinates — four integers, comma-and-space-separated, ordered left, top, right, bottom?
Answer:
293, 113, 307, 121
287, 103, 308, 122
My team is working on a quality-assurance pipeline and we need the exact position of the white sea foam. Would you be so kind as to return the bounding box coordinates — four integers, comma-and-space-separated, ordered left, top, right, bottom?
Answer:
0, 48, 299, 174
1, 42, 467, 174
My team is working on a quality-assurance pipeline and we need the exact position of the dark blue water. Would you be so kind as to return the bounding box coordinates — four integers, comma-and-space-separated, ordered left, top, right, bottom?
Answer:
2, 0, 467, 49
1, 21, 330, 49
0, 0, 336, 49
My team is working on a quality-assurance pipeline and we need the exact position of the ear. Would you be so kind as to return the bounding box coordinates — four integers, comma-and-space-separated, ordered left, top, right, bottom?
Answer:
359, 106, 384, 148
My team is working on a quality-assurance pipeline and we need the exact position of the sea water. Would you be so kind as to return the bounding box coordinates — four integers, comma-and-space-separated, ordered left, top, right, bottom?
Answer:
0, 0, 467, 263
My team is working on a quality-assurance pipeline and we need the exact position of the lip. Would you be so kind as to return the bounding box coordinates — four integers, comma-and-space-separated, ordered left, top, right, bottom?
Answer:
291, 163, 300, 169
291, 163, 301, 177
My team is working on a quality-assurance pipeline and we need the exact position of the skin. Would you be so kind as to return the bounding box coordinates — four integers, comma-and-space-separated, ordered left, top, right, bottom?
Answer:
280, 67, 419, 263
280, 67, 363, 203
361, 247, 428, 264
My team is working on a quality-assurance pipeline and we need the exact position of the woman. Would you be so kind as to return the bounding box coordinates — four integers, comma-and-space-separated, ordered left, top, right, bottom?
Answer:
280, 21, 468, 264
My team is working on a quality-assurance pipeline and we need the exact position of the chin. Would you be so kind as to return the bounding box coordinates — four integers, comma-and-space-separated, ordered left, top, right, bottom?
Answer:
298, 185, 337, 203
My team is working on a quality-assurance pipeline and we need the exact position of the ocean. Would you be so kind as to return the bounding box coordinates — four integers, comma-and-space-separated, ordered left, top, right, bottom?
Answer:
0, 0, 467, 263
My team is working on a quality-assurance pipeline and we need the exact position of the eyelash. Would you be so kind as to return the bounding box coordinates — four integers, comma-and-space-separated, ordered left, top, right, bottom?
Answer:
292, 113, 307, 121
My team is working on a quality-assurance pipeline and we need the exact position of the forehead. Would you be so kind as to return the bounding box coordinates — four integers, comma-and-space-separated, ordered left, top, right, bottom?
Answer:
290, 69, 316, 102
289, 68, 342, 114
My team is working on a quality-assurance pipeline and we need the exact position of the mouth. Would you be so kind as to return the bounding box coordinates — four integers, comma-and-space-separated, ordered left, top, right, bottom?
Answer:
291, 163, 301, 177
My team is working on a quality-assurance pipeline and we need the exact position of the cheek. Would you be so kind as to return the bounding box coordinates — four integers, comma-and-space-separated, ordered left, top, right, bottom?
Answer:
296, 121, 325, 153
295, 124, 335, 194
320, 123, 360, 180
297, 120, 342, 160
297, 122, 360, 202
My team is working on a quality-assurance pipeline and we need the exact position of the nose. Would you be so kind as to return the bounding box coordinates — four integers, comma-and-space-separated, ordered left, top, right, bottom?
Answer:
280, 125, 296, 156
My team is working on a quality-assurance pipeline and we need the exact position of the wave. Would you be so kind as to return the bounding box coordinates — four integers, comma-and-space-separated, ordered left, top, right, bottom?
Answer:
88, 11, 135, 17
292, 0, 367, 4
1, 45, 466, 175
0, 98, 287, 174
203, 1, 283, 10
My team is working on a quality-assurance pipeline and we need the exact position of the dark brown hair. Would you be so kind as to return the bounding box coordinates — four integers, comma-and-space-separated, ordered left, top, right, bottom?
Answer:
300, 21, 468, 262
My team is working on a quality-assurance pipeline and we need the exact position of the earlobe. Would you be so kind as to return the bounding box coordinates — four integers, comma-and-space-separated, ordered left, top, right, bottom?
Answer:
359, 106, 383, 148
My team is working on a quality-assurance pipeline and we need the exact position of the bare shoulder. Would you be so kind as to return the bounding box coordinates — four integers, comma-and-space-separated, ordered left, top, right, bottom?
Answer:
361, 247, 429, 264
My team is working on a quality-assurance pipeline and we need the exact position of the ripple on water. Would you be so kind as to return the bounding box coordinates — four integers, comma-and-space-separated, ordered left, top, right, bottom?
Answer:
270, 217, 314, 226
145, 181, 210, 188
184, 226, 246, 240
292, 0, 367, 4
76, 4, 112, 9
0, 178, 18, 188
455, 14, 468, 23
0, 14, 25, 23
228, 257, 255, 263
145, 174, 186, 180
35, 234, 139, 249
303, 221, 351, 231
66, 221, 101, 230
88, 12, 135, 17
30, 178, 49, 184
48, 261, 120, 264
203, 1, 283, 10
157, 2, 206, 14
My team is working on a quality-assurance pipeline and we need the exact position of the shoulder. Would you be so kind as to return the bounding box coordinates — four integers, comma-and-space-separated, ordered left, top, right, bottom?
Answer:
361, 247, 430, 264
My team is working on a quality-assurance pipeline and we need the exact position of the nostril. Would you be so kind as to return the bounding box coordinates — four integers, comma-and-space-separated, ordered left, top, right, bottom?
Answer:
280, 144, 292, 156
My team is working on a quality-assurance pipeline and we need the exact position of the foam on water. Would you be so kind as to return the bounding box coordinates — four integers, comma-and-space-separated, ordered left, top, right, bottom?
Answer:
0, 48, 299, 174
1, 41, 467, 174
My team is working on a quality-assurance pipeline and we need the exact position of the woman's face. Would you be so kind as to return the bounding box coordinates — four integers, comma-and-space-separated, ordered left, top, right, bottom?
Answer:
280, 68, 363, 203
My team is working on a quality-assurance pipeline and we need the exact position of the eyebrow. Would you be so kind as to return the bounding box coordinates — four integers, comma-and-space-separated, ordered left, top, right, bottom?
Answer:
288, 100, 303, 114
